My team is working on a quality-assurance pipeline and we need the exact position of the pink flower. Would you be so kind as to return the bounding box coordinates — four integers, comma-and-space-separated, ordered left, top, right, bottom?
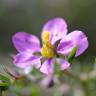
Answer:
12, 17, 88, 75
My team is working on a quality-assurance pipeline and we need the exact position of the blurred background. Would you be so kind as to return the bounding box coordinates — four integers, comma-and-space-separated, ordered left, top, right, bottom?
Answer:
0, 0, 96, 96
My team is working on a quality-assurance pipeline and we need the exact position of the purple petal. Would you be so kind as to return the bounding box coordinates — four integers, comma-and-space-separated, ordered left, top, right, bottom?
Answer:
57, 36, 74, 55
57, 31, 88, 56
40, 59, 54, 75
66, 31, 89, 56
12, 32, 41, 52
13, 52, 41, 68
59, 59, 70, 70
42, 17, 68, 44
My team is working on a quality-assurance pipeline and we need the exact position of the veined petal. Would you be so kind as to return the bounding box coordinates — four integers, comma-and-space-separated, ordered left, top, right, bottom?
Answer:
40, 59, 54, 75
12, 32, 41, 52
13, 52, 41, 68
57, 36, 74, 55
65, 31, 89, 56
58, 59, 70, 70
42, 17, 68, 44
57, 31, 88, 56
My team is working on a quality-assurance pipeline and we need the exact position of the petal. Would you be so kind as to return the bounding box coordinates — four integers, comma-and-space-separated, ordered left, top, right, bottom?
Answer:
57, 31, 88, 56
42, 17, 68, 44
59, 59, 70, 70
65, 31, 89, 56
40, 59, 54, 75
57, 36, 74, 55
12, 32, 41, 52
13, 52, 41, 68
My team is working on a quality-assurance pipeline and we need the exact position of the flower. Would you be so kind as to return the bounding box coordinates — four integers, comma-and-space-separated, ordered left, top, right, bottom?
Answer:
12, 17, 88, 75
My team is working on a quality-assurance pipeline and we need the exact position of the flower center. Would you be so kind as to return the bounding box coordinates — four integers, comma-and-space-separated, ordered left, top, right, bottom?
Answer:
41, 31, 56, 58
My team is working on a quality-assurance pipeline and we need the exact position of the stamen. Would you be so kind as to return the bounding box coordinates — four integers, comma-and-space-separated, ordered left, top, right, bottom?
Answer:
41, 31, 56, 58
42, 31, 50, 42
41, 44, 55, 58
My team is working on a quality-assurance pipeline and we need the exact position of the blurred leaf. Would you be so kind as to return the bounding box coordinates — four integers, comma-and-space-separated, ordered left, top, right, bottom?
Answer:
31, 67, 41, 76
0, 74, 10, 90
31, 85, 40, 96
67, 46, 77, 62
54, 63, 60, 74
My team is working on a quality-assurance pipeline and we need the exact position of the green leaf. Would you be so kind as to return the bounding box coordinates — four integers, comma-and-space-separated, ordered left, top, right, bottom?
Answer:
0, 74, 11, 90
67, 46, 77, 62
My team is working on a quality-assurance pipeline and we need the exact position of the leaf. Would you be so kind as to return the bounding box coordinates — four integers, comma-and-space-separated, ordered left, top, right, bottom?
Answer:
67, 46, 77, 62
0, 74, 11, 90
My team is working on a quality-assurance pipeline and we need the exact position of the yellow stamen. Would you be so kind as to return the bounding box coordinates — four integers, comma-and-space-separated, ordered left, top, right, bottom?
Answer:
42, 31, 50, 42
41, 31, 56, 58
41, 44, 55, 58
